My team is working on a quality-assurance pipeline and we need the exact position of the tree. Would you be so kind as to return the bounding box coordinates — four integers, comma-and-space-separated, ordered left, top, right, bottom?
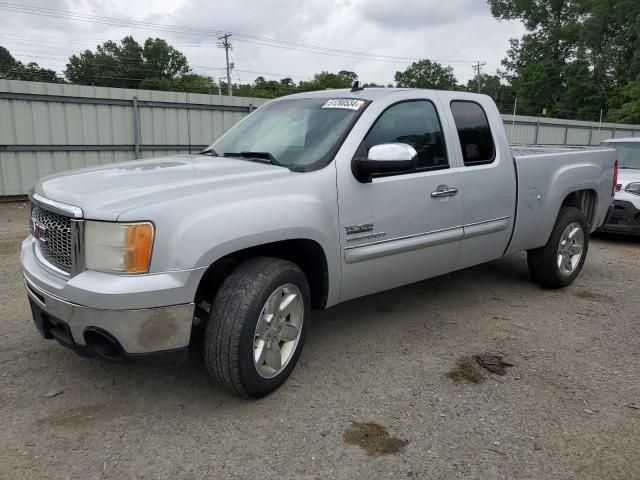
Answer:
394, 60, 458, 90
0, 45, 61, 83
488, 0, 640, 122
142, 38, 190, 79
65, 36, 192, 89
607, 80, 640, 124
466, 73, 502, 96
0, 46, 16, 71
176, 73, 215, 94
465, 73, 514, 113
298, 71, 358, 91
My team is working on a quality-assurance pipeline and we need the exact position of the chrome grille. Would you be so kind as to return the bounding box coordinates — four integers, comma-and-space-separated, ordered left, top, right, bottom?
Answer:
30, 203, 73, 272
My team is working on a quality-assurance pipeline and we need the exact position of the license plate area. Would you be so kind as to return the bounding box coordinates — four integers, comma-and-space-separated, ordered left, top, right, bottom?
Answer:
28, 298, 75, 347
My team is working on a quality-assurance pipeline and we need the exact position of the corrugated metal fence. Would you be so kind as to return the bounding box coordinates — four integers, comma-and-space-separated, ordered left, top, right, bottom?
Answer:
0, 80, 268, 196
2, 79, 640, 196
503, 114, 640, 146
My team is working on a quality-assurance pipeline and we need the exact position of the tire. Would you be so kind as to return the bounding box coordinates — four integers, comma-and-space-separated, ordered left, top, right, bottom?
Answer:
204, 257, 310, 398
527, 206, 589, 288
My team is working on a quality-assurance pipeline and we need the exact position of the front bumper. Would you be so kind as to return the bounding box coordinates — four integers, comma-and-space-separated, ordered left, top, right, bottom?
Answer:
597, 200, 640, 236
22, 237, 202, 358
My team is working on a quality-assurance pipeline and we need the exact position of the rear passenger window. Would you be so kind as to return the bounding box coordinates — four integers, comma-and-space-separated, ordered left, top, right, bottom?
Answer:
450, 101, 495, 165
360, 100, 448, 170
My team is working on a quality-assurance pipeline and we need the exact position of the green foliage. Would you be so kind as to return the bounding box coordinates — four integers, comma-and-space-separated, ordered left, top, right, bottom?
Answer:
607, 80, 640, 123
489, 0, 640, 122
298, 70, 358, 91
394, 60, 458, 90
0, 46, 16, 70
465, 73, 515, 113
142, 38, 190, 79
0, 45, 61, 83
65, 36, 191, 89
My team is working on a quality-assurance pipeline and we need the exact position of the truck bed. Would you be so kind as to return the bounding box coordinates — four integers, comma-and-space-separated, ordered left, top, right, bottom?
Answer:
505, 145, 616, 256
511, 144, 612, 158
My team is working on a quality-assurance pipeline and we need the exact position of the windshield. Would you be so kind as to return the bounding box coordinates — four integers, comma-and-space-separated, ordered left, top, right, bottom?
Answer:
603, 142, 640, 170
206, 97, 368, 171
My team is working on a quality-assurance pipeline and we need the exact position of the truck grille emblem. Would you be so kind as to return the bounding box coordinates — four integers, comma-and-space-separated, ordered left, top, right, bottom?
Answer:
30, 218, 49, 244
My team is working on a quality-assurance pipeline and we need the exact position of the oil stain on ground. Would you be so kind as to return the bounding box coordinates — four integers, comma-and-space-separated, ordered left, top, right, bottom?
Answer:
573, 290, 615, 304
343, 422, 408, 456
35, 402, 121, 428
447, 353, 514, 383
446, 356, 486, 383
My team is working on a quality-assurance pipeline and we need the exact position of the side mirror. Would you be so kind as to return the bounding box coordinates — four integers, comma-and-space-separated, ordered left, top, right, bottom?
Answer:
353, 143, 418, 183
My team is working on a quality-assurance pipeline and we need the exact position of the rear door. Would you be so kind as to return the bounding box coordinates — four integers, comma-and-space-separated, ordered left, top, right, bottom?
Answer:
441, 94, 516, 269
336, 94, 464, 302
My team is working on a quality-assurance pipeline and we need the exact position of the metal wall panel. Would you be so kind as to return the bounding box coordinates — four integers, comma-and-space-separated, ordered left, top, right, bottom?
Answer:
2, 79, 640, 196
0, 80, 267, 195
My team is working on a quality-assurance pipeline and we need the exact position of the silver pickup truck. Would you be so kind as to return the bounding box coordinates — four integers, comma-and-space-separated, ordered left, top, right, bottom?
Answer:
22, 88, 617, 397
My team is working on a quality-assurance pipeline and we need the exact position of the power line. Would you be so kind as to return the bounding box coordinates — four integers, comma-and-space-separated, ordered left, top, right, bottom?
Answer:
0, 2, 479, 66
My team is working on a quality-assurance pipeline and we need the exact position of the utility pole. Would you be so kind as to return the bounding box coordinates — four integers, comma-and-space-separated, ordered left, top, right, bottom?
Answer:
473, 61, 486, 93
217, 33, 233, 96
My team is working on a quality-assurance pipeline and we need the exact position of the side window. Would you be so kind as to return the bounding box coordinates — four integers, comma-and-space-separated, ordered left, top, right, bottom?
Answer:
360, 100, 448, 170
450, 101, 495, 165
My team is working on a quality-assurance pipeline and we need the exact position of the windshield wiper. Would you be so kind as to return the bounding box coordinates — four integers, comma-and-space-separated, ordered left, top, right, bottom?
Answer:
222, 151, 283, 167
200, 147, 219, 156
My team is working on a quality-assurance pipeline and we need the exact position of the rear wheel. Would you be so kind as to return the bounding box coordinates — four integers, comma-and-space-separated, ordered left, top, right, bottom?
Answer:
204, 257, 310, 397
527, 206, 589, 288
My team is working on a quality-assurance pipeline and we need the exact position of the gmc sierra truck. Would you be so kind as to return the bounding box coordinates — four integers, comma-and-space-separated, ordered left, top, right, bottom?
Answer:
22, 88, 618, 397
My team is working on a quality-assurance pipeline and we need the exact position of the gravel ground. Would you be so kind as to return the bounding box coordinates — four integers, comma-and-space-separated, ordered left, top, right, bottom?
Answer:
1, 200, 639, 480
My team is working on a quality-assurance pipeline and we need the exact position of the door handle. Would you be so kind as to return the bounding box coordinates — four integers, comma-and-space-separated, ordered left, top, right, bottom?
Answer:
431, 185, 459, 198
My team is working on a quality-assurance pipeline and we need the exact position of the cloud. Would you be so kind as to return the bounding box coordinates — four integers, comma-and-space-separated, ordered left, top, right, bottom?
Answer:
358, 0, 491, 29
0, 0, 524, 84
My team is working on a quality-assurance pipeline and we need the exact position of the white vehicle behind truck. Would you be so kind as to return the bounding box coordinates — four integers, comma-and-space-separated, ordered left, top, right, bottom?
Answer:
597, 138, 640, 235
22, 87, 617, 397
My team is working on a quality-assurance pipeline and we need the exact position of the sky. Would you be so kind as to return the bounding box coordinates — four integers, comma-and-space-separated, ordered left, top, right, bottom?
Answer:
0, 0, 525, 86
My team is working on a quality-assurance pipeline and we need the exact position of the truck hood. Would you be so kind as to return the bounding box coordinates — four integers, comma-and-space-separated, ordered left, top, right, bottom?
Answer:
35, 155, 291, 220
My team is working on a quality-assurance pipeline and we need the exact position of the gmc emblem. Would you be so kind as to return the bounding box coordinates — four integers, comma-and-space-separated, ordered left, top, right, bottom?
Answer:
30, 218, 48, 244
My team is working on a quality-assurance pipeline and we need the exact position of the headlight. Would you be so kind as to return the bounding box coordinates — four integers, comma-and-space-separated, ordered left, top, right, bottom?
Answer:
84, 221, 154, 274
625, 182, 640, 196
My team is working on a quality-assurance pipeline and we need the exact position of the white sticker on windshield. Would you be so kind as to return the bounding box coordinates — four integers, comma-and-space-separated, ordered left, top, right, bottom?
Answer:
322, 99, 365, 110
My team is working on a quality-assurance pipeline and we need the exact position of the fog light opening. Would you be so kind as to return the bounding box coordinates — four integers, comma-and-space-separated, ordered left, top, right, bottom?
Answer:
84, 328, 123, 361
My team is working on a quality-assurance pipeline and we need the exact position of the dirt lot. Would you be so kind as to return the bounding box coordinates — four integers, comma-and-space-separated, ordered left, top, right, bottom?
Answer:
1, 200, 638, 479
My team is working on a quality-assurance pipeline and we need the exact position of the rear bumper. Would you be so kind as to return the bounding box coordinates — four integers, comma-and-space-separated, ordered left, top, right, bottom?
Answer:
597, 200, 640, 236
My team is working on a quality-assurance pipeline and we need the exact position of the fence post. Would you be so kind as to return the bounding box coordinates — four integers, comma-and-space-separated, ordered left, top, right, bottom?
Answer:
185, 92, 191, 154
248, 103, 254, 113
132, 96, 141, 159
563, 125, 569, 145
588, 126, 594, 145
534, 121, 540, 144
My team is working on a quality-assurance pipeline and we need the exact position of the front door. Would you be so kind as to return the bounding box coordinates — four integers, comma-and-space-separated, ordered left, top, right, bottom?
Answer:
337, 97, 464, 302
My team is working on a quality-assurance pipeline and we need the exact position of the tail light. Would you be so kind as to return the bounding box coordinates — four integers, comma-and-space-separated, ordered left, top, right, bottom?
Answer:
612, 159, 618, 196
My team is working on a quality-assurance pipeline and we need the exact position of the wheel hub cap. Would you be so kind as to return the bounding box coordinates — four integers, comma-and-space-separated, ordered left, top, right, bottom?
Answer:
557, 222, 584, 275
253, 284, 304, 379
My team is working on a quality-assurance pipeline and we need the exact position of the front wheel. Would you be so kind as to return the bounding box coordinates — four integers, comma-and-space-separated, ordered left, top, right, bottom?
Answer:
204, 257, 310, 398
527, 206, 589, 288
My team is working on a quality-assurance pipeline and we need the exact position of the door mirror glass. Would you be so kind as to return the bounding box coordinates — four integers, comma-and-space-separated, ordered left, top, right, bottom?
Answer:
354, 143, 418, 183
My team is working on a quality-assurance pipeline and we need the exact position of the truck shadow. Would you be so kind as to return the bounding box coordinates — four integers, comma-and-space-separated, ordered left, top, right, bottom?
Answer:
23, 253, 537, 420
591, 231, 640, 245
